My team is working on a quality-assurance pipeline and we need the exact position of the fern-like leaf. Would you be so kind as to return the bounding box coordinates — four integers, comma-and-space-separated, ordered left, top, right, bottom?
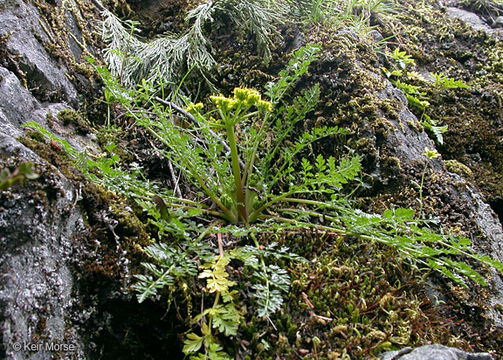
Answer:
132, 243, 199, 303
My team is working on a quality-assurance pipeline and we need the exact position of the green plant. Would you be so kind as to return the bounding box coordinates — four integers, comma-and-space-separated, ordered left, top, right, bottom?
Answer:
100, 0, 287, 91
289, 0, 337, 23
0, 163, 39, 190
297, 0, 394, 36
432, 72, 469, 89
389, 48, 416, 70
124, 46, 503, 294
394, 79, 430, 110
421, 113, 448, 145
132, 46, 338, 226
183, 253, 242, 360
383, 50, 472, 145
382, 49, 449, 144
26, 45, 503, 358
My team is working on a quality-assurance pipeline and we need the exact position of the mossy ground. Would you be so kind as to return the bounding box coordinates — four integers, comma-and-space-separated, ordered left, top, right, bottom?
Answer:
236, 234, 471, 359
383, 0, 503, 221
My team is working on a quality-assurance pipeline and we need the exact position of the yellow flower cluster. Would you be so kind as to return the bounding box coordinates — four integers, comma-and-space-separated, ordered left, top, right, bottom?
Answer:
210, 95, 237, 113
185, 102, 204, 114
233, 88, 260, 107
210, 88, 272, 113
257, 99, 273, 112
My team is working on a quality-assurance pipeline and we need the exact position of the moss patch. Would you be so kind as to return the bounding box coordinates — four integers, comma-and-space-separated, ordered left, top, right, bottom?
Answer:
382, 0, 503, 213
57, 109, 91, 135
444, 159, 473, 177
233, 232, 501, 359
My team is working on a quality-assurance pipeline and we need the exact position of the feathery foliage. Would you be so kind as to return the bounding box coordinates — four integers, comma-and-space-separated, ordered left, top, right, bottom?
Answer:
382, 48, 453, 144
289, 0, 394, 36
101, 0, 287, 91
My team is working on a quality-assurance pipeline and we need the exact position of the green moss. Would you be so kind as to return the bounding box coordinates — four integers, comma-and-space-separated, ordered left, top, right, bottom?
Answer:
19, 135, 151, 279
45, 113, 56, 129
26, 130, 46, 143
373, 117, 395, 137
444, 159, 473, 177
354, 137, 378, 167
483, 44, 503, 85
381, 156, 402, 175
57, 110, 90, 135
407, 118, 424, 132
243, 233, 465, 359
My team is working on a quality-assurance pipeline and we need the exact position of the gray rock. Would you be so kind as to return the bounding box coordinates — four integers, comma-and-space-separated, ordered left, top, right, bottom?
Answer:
379, 344, 493, 360
0, 2, 106, 358
446, 7, 503, 38
0, 67, 39, 131
494, 16, 503, 28
0, 133, 87, 359
0, 66, 98, 154
369, 30, 384, 43
0, 0, 78, 105
446, 7, 492, 33
378, 80, 503, 326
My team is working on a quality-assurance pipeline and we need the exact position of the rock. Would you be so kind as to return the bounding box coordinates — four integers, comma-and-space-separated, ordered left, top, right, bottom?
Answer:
0, 66, 97, 154
0, 67, 38, 137
0, 133, 87, 359
379, 344, 493, 360
446, 7, 503, 38
494, 16, 503, 28
0, 0, 78, 105
377, 80, 503, 326
0, 1, 151, 358
369, 29, 384, 43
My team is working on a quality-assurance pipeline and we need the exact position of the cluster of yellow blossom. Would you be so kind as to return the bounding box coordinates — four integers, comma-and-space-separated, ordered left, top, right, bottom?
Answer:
185, 102, 204, 114
210, 88, 272, 113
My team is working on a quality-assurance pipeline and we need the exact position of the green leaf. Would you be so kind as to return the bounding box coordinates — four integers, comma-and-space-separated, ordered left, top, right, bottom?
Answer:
210, 303, 242, 336
428, 259, 466, 287
394, 208, 415, 219
183, 333, 204, 355
474, 255, 503, 273
444, 259, 487, 287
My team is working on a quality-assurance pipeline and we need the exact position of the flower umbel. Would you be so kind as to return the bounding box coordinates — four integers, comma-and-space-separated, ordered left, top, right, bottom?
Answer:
233, 88, 272, 111
210, 95, 237, 112
185, 102, 204, 114
423, 147, 440, 160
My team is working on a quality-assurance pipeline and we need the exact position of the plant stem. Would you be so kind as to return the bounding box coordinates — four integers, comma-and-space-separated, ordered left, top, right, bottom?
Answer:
242, 112, 270, 186
248, 190, 298, 222
226, 124, 248, 223
207, 291, 220, 345
145, 126, 236, 222
154, 96, 245, 169
418, 164, 427, 219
